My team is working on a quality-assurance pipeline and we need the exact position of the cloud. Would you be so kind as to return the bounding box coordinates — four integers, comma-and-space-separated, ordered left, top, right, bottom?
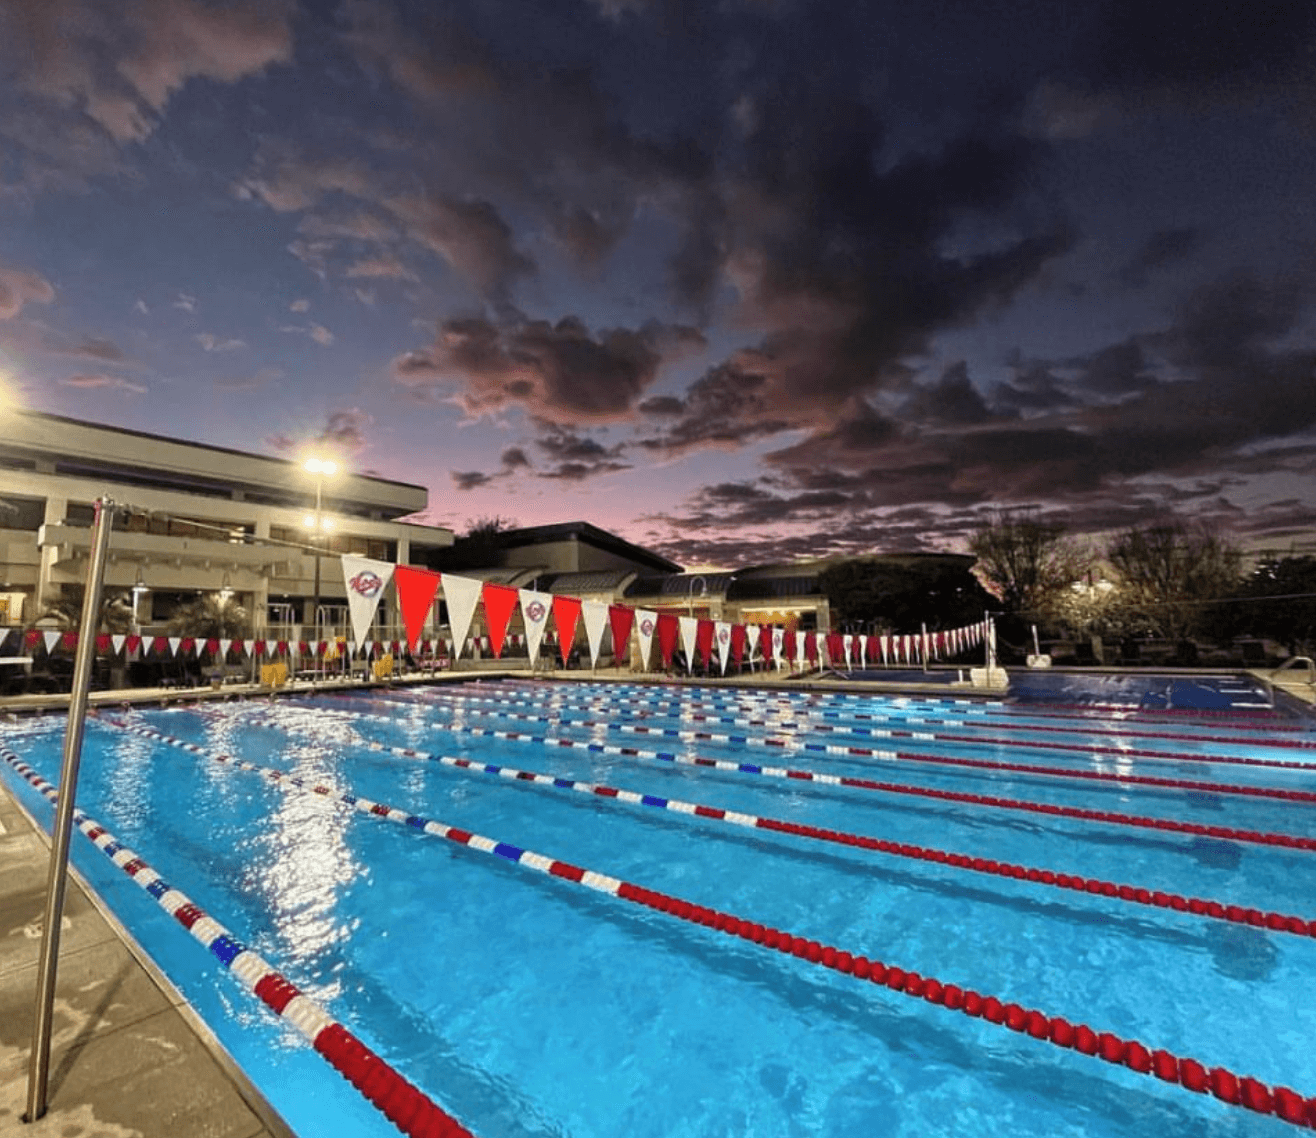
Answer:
345, 254, 417, 281
534, 427, 631, 480
59, 373, 147, 394
386, 193, 534, 300
317, 408, 371, 452
289, 298, 310, 312
133, 299, 149, 315
1117, 228, 1202, 289
394, 314, 705, 423
214, 366, 283, 391
279, 322, 335, 346
195, 332, 245, 352
0, 263, 55, 319
173, 292, 197, 312
451, 470, 493, 491
0, 0, 294, 187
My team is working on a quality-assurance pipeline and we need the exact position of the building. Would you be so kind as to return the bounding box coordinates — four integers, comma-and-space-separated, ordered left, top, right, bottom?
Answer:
0, 409, 453, 639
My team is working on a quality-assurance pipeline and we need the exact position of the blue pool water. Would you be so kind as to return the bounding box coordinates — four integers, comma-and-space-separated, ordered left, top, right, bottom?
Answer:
4, 677, 1316, 1137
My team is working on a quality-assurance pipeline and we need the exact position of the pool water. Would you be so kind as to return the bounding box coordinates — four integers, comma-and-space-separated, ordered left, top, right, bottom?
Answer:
4, 677, 1316, 1137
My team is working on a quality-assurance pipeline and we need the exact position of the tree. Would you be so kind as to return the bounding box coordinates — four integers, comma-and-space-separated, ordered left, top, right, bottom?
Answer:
37, 584, 135, 634
427, 515, 518, 571
1237, 556, 1316, 656
968, 511, 1089, 619
1105, 522, 1241, 645
166, 594, 252, 639
819, 556, 994, 635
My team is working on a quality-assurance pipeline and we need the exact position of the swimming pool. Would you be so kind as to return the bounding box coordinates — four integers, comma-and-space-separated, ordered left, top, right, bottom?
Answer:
4, 676, 1316, 1136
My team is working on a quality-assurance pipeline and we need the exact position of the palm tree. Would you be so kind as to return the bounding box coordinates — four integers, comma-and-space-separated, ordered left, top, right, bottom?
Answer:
167, 594, 252, 639
36, 585, 135, 633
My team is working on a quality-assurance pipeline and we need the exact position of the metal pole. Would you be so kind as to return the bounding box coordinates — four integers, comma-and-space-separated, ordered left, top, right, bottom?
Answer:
311, 478, 322, 684
25, 497, 115, 1122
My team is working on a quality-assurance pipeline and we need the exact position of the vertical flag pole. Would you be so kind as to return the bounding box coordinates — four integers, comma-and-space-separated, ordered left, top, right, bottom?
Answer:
25, 497, 115, 1122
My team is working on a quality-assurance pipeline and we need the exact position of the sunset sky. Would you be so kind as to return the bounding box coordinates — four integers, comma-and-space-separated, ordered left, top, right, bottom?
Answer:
2, 0, 1314, 567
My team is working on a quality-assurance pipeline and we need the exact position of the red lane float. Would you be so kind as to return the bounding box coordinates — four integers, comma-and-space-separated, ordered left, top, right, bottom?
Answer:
312, 700, 1316, 854
0, 743, 475, 1138
468, 678, 1310, 752
371, 685, 1316, 775
133, 714, 1316, 940
83, 722, 1316, 1130
436, 679, 1316, 746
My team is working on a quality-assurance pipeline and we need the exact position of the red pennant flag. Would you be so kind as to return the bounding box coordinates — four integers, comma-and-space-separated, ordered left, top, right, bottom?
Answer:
608, 605, 634, 663
203, 637, 218, 657
730, 624, 747, 666
804, 635, 818, 663
695, 619, 715, 669
551, 595, 582, 665
783, 629, 796, 661
827, 632, 843, 663
481, 582, 520, 659
24, 629, 40, 650
394, 565, 441, 652
95, 633, 111, 653
125, 634, 141, 655
59, 631, 78, 651
656, 612, 680, 667
758, 625, 773, 663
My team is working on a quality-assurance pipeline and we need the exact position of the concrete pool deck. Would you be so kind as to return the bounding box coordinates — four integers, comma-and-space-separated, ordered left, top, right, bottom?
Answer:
1, 664, 1311, 1136
0, 773, 295, 1138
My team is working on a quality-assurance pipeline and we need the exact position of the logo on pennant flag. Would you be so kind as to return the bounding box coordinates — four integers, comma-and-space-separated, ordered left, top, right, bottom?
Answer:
348, 570, 384, 598
640, 616, 654, 635
525, 599, 547, 624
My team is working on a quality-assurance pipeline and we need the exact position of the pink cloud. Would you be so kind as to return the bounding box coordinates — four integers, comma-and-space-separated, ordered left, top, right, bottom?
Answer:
0, 263, 55, 319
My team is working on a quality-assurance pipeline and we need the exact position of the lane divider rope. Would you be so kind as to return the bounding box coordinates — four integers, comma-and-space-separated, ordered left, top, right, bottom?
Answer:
305, 700, 1316, 852
69, 721, 1316, 1130
0, 742, 476, 1138
375, 686, 1316, 772
150, 712, 1316, 940
336, 691, 1316, 805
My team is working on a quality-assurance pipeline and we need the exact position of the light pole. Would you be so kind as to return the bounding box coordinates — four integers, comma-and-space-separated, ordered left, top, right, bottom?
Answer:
303, 456, 337, 677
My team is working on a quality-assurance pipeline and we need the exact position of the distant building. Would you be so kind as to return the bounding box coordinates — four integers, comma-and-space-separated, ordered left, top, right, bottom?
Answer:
0, 409, 452, 636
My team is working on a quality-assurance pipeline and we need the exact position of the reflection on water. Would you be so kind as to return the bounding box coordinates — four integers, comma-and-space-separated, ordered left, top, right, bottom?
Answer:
252, 747, 364, 966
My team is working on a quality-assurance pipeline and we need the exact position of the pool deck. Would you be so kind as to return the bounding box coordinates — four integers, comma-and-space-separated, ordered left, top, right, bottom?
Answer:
1, 663, 1311, 1137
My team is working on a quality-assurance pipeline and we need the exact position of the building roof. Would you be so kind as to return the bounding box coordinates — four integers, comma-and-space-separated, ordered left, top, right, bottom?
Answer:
0, 410, 431, 522
495, 521, 682, 574
547, 569, 638, 595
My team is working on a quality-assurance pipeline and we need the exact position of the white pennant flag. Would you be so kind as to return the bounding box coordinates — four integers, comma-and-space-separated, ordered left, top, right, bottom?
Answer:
43, 631, 60, 654
794, 630, 807, 667
859, 634, 869, 666
843, 634, 854, 669
219, 638, 232, 659
744, 624, 759, 664
111, 634, 126, 656
581, 600, 609, 669
880, 635, 889, 665
441, 574, 482, 661
518, 589, 552, 665
341, 555, 395, 653
771, 627, 784, 669
814, 631, 827, 667
266, 638, 278, 658
168, 636, 182, 657
635, 609, 657, 670
714, 621, 731, 675
679, 616, 698, 674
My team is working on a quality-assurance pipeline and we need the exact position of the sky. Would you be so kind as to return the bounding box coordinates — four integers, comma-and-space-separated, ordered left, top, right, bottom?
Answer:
2, 0, 1315, 569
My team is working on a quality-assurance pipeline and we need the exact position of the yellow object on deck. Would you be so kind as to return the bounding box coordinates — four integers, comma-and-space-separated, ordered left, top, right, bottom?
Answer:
260, 662, 288, 687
